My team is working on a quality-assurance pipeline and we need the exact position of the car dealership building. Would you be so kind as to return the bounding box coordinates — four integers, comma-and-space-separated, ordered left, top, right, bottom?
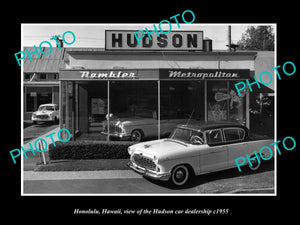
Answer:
57, 30, 274, 141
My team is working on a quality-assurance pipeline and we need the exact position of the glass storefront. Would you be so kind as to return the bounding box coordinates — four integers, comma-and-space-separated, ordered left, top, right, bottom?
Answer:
78, 82, 107, 133
207, 81, 246, 126
207, 81, 228, 121
60, 69, 249, 142
229, 81, 246, 125
160, 80, 204, 137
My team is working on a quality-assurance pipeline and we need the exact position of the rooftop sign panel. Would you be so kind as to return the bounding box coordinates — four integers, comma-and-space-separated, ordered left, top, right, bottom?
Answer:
105, 30, 203, 51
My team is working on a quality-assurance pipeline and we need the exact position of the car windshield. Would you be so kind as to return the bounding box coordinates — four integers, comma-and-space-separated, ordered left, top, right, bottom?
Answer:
38, 105, 55, 111
169, 127, 205, 145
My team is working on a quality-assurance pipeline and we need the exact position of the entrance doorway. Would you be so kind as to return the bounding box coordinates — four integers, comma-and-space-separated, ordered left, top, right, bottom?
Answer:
78, 82, 107, 133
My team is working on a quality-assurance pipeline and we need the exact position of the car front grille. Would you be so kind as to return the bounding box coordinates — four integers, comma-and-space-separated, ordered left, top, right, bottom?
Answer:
103, 124, 122, 133
132, 154, 156, 171
36, 115, 49, 119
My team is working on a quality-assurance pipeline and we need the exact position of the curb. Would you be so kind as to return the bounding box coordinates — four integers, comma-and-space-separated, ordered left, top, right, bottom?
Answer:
226, 187, 275, 194
23, 170, 142, 181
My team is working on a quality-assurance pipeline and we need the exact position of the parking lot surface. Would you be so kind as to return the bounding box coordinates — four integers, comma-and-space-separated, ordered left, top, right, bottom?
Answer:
24, 121, 59, 143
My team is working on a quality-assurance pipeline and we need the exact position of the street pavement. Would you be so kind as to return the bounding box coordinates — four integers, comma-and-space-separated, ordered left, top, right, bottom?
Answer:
23, 121, 59, 144
23, 167, 275, 194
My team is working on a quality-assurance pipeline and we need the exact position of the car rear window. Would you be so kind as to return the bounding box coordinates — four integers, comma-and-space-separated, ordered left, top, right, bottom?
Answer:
223, 128, 245, 142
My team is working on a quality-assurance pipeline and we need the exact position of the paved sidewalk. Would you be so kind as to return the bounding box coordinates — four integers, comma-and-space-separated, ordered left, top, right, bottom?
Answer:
23, 170, 274, 194
23, 170, 142, 180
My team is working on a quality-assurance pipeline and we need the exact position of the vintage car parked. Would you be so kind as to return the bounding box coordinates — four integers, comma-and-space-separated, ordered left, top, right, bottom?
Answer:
31, 103, 59, 124
101, 109, 194, 142
127, 122, 274, 186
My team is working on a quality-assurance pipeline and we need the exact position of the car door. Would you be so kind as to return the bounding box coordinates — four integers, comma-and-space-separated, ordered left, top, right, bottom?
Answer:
224, 128, 249, 168
199, 129, 228, 173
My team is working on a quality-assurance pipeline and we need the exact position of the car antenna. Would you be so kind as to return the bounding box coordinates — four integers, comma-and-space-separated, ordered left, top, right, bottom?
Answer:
185, 109, 195, 125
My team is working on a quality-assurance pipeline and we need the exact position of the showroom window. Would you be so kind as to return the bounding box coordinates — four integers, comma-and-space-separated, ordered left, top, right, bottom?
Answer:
110, 81, 158, 142
207, 81, 228, 121
207, 80, 246, 125
228, 81, 246, 126
60, 78, 248, 142
160, 80, 204, 137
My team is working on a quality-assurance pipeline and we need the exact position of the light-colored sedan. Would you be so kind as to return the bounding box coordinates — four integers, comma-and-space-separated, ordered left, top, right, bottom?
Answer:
102, 109, 193, 142
31, 103, 59, 124
127, 122, 274, 186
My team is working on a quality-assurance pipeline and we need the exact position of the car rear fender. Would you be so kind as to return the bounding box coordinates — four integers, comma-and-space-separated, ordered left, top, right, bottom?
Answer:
245, 139, 275, 159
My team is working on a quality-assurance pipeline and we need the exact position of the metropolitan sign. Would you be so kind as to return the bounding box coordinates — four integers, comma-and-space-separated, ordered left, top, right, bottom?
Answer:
159, 69, 250, 80
105, 30, 203, 51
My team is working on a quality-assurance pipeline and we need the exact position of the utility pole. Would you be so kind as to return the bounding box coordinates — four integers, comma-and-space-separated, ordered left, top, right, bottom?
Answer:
51, 34, 64, 48
228, 25, 231, 52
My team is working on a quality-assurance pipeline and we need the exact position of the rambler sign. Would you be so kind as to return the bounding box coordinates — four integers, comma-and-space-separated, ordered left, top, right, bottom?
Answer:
159, 69, 250, 80
105, 30, 203, 51
80, 70, 138, 79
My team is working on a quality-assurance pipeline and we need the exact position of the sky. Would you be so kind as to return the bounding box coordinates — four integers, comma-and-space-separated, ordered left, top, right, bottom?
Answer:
22, 24, 254, 50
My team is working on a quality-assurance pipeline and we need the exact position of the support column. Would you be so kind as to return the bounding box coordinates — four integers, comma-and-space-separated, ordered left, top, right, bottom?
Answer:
204, 80, 207, 122
72, 81, 76, 141
106, 80, 110, 142
158, 80, 160, 139
246, 88, 250, 129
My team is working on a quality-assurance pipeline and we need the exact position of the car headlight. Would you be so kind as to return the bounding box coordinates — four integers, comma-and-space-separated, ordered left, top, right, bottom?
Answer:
128, 146, 134, 155
153, 156, 161, 172
117, 123, 126, 134
156, 165, 160, 172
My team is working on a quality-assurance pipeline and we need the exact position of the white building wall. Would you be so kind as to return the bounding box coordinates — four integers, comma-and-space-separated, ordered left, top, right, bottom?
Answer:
65, 51, 256, 71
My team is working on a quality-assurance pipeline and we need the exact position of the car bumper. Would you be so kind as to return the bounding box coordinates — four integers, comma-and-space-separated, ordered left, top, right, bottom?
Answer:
32, 117, 53, 122
101, 132, 131, 140
127, 161, 171, 181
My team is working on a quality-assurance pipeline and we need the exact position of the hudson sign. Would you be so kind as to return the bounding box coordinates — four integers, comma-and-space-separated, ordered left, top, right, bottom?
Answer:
105, 30, 203, 51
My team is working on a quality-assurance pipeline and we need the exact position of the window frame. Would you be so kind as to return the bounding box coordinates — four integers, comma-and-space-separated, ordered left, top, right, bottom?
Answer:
223, 127, 246, 143
39, 73, 47, 80
205, 128, 224, 145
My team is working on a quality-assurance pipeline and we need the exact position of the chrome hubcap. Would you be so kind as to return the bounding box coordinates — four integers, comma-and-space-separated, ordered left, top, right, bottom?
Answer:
175, 170, 184, 180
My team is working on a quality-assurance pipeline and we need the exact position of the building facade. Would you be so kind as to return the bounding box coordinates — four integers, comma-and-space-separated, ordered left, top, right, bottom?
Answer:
23, 30, 274, 141
59, 37, 260, 141
23, 47, 65, 120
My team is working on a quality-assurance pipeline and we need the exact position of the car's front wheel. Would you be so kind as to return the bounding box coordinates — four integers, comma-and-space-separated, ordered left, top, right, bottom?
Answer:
170, 165, 190, 186
130, 129, 143, 142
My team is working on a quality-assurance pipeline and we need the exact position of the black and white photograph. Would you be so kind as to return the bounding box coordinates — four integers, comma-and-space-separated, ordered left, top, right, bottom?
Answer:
21, 23, 276, 195
4, 5, 298, 220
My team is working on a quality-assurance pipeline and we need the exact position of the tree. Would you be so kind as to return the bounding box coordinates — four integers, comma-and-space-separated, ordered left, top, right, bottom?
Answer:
237, 26, 274, 51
